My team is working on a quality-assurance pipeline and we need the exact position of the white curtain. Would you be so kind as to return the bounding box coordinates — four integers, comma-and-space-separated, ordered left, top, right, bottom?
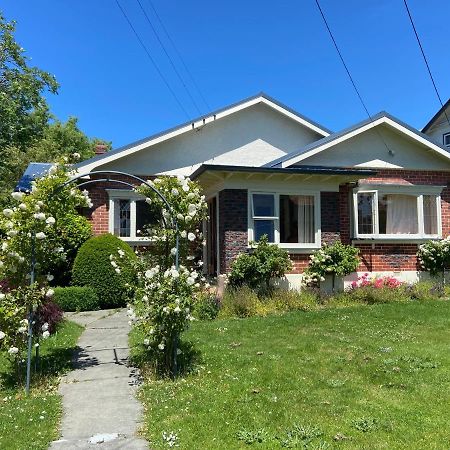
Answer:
297, 196, 315, 243
386, 194, 418, 234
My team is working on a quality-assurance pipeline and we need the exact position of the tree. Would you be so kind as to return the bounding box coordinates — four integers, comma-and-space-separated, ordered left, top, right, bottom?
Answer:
0, 12, 58, 150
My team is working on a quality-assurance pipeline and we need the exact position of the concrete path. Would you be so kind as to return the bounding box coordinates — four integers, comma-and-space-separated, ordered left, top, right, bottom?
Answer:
50, 309, 148, 449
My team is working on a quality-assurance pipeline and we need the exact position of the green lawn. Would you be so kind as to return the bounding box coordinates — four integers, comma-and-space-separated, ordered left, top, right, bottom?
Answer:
136, 301, 450, 449
0, 320, 82, 450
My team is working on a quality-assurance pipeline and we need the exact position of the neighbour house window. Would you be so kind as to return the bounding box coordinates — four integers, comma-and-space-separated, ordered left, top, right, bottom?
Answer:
250, 192, 320, 248
353, 188, 441, 239
443, 132, 450, 148
109, 191, 158, 241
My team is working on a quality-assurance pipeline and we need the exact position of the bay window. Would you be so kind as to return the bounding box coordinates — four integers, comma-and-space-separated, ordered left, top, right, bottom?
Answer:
249, 192, 320, 248
353, 186, 442, 239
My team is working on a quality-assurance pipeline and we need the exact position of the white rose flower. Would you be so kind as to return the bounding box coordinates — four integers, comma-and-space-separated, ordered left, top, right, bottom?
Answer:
46, 216, 56, 225
188, 232, 195, 242
174, 306, 181, 313
170, 269, 179, 278
0, 331, 5, 339
176, 213, 184, 221
41, 323, 49, 332
37, 201, 44, 207
143, 338, 150, 346
171, 188, 179, 196
118, 249, 125, 257
18, 326, 27, 333
42, 331, 50, 339
185, 216, 192, 222
11, 192, 23, 201
187, 193, 195, 200
3, 209, 13, 218
73, 152, 81, 159
158, 342, 165, 350
115, 268, 121, 274
170, 247, 177, 256
18, 203, 27, 210
46, 274, 54, 282
188, 204, 197, 215
34, 213, 46, 221
36, 232, 46, 240
180, 230, 187, 238
176, 175, 185, 182
186, 277, 195, 286
7, 230, 18, 237
46, 289, 54, 298
8, 347, 19, 354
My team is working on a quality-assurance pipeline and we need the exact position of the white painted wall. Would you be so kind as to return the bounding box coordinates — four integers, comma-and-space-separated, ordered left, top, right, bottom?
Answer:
100, 103, 324, 176
295, 125, 450, 170
425, 120, 450, 147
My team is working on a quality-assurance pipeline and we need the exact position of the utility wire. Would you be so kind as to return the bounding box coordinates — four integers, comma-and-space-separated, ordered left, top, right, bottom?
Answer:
147, 0, 212, 113
115, 0, 190, 120
402, 0, 450, 127
314, 0, 393, 154
136, 0, 203, 116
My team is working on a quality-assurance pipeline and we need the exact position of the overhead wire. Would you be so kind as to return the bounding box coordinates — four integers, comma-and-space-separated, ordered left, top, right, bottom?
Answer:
314, 0, 393, 154
402, 0, 450, 127
136, 0, 203, 116
147, 0, 212, 113
115, 0, 191, 120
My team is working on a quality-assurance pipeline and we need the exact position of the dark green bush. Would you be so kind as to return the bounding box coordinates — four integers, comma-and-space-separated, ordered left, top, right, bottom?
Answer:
193, 293, 220, 320
53, 286, 99, 312
228, 235, 292, 294
71, 234, 137, 308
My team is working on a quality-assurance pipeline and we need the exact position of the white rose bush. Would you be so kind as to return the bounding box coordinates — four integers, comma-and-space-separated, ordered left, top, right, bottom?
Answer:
417, 237, 450, 280
0, 155, 92, 380
112, 175, 208, 376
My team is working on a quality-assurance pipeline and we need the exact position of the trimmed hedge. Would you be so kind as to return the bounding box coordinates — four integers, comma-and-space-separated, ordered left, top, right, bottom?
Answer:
53, 286, 100, 312
71, 234, 137, 308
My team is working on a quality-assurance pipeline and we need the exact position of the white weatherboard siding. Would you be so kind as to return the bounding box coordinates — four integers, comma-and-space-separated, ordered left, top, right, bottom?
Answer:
99, 104, 324, 176
294, 125, 450, 170
425, 120, 450, 146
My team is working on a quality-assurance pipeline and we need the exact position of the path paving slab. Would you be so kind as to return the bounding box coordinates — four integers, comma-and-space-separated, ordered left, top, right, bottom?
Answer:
50, 309, 148, 449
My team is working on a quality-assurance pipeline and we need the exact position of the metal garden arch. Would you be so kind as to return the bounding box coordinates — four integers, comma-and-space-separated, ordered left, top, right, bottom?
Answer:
26, 170, 180, 394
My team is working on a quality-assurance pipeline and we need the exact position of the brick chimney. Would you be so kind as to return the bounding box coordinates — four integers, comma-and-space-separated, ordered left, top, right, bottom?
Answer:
94, 143, 108, 156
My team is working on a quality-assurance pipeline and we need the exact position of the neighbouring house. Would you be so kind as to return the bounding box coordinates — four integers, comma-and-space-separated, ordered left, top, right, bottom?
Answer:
20, 93, 450, 288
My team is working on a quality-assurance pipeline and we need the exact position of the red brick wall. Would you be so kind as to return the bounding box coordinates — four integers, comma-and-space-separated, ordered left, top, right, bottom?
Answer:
321, 192, 341, 244
218, 189, 248, 273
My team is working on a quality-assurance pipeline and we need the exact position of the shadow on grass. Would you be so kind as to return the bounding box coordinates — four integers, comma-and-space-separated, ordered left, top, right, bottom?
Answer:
130, 339, 203, 380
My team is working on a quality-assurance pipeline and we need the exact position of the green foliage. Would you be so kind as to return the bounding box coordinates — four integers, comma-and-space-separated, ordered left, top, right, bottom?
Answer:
303, 241, 359, 289
193, 292, 220, 320
417, 238, 450, 277
228, 235, 292, 293
72, 234, 137, 309
53, 286, 99, 312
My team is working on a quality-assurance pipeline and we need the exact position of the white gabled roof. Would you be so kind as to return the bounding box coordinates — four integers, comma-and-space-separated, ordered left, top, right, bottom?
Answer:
265, 111, 450, 168
75, 93, 331, 174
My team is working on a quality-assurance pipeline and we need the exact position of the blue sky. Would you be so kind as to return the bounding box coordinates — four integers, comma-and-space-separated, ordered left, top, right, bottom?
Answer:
3, 0, 450, 147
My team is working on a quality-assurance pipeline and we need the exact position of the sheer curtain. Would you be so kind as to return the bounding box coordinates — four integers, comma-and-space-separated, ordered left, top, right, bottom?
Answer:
385, 194, 418, 234
298, 196, 315, 243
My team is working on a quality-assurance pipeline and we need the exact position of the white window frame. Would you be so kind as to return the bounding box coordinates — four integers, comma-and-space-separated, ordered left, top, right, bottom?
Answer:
248, 191, 321, 250
353, 185, 443, 240
108, 189, 152, 244
443, 132, 450, 148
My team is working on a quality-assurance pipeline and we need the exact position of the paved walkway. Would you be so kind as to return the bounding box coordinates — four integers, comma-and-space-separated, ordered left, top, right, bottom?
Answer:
50, 309, 148, 449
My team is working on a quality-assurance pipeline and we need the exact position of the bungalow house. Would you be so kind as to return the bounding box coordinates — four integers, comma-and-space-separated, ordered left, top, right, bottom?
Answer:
32, 93, 450, 288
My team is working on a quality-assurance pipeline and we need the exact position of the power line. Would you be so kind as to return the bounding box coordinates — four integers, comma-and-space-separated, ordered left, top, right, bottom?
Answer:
115, 0, 190, 120
402, 0, 450, 127
147, 0, 212, 113
136, 0, 203, 116
314, 0, 393, 154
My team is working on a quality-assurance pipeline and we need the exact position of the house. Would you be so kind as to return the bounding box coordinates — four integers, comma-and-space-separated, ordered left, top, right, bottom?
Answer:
53, 94, 450, 287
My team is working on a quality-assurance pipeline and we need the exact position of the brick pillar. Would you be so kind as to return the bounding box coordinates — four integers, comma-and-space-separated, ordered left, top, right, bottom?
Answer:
218, 189, 248, 274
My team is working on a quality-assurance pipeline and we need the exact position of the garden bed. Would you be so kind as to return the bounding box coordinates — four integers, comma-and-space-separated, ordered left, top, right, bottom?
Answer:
134, 300, 450, 449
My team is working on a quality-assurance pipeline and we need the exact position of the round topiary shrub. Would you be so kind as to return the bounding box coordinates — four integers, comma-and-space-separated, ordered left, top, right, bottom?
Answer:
72, 234, 137, 308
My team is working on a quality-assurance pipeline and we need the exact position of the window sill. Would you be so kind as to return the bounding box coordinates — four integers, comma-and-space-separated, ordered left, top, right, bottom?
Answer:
118, 237, 154, 246
352, 237, 441, 245
247, 244, 321, 253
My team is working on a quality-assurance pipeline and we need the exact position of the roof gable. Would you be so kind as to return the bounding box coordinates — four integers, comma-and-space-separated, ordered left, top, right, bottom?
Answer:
422, 99, 450, 133
265, 112, 450, 169
76, 93, 331, 174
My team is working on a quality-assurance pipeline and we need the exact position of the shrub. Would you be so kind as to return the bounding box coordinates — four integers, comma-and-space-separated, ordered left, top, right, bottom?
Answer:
34, 300, 63, 334
228, 235, 292, 294
220, 286, 261, 318
53, 286, 100, 312
417, 238, 450, 277
72, 234, 137, 308
193, 293, 220, 320
303, 242, 359, 291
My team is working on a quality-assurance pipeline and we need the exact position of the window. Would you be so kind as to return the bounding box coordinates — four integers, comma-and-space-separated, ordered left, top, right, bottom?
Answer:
353, 187, 441, 239
443, 133, 450, 148
250, 192, 320, 248
109, 190, 158, 241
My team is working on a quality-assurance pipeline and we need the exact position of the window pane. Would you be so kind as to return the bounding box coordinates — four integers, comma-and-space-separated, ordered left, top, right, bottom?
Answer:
423, 195, 438, 235
253, 194, 275, 217
136, 200, 159, 235
114, 199, 131, 237
280, 195, 315, 243
357, 193, 375, 234
254, 220, 274, 242
444, 133, 450, 147
381, 194, 418, 234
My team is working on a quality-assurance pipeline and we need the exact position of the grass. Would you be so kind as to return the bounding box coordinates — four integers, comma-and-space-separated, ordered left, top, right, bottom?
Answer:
0, 320, 83, 450
134, 300, 450, 449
